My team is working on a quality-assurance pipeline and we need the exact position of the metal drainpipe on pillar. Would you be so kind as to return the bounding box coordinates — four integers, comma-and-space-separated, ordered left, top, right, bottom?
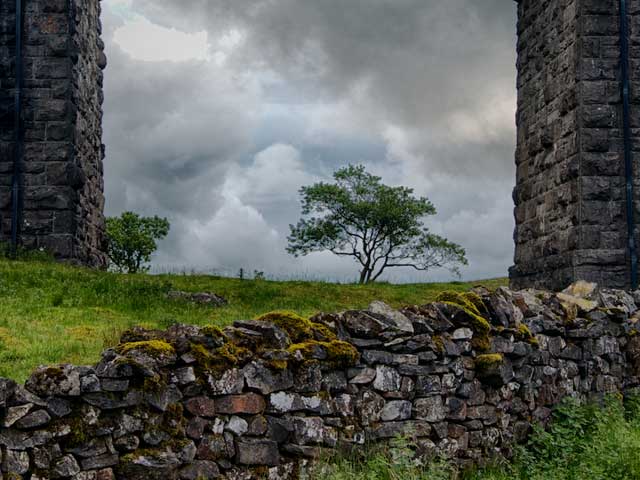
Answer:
619, 0, 638, 290
10, 0, 23, 256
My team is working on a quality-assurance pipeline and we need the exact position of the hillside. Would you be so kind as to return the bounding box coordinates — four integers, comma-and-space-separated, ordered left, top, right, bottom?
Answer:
0, 257, 507, 382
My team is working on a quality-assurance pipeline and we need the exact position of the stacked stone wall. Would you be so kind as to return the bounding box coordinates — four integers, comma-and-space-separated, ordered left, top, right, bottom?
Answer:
511, 0, 640, 290
1, 284, 640, 479
0, 0, 107, 267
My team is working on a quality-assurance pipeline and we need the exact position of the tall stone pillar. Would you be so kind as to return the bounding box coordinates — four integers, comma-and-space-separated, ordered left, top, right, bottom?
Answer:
0, 0, 107, 267
510, 0, 640, 290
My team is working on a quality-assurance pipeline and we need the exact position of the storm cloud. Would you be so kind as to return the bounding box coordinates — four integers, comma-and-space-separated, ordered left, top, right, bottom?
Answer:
101, 0, 518, 282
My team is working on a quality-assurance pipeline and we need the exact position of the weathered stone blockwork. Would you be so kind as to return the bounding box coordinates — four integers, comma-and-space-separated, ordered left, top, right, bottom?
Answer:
511, 0, 640, 290
0, 0, 107, 267
1, 284, 640, 479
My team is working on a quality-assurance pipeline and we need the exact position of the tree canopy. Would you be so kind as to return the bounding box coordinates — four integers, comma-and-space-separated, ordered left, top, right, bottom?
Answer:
287, 165, 467, 283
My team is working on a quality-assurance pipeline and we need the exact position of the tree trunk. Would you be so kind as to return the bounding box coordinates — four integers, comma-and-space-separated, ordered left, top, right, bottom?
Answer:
359, 267, 371, 284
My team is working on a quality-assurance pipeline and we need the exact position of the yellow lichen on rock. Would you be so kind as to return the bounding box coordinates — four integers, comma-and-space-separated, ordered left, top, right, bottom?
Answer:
115, 340, 175, 357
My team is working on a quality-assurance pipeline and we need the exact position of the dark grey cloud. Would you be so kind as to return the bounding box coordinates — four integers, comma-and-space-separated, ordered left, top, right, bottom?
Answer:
132, 0, 517, 176
101, 0, 518, 281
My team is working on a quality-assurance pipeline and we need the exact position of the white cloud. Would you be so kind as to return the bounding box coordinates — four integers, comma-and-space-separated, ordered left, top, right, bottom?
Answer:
224, 144, 317, 207
113, 16, 209, 62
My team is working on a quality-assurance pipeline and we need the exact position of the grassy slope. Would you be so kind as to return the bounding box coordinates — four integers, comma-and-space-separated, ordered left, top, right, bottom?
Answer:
0, 257, 507, 382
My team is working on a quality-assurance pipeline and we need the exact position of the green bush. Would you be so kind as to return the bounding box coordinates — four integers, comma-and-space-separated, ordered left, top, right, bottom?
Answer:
106, 211, 170, 273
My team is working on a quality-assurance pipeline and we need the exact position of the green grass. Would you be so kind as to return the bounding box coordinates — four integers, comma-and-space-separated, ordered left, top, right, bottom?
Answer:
0, 256, 506, 382
314, 396, 640, 480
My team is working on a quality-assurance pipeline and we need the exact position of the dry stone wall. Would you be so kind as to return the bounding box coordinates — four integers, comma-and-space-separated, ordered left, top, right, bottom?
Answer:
2, 283, 640, 479
0, 0, 107, 267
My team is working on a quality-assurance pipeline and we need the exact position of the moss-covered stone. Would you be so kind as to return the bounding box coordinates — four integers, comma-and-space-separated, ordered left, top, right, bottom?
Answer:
216, 342, 252, 365
256, 310, 336, 343
440, 298, 492, 353
432, 335, 445, 354
463, 291, 488, 314
116, 340, 175, 358
118, 448, 173, 480
189, 340, 252, 377
436, 291, 483, 316
30, 366, 65, 385
264, 358, 289, 370
143, 375, 166, 394
162, 403, 185, 437
57, 414, 91, 448
515, 323, 539, 346
287, 340, 359, 368
200, 325, 225, 340
475, 353, 504, 372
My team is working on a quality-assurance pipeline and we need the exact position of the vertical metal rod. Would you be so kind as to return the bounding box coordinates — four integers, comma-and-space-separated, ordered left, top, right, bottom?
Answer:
10, 0, 23, 256
620, 0, 638, 289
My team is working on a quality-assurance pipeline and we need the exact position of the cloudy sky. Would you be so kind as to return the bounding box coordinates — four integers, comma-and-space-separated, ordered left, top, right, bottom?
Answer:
101, 0, 518, 283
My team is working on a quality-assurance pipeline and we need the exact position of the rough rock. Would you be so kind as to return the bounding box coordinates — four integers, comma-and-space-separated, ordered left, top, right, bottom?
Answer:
380, 400, 412, 421
243, 362, 293, 394
236, 439, 280, 466
215, 393, 266, 415
167, 291, 228, 307
368, 301, 415, 334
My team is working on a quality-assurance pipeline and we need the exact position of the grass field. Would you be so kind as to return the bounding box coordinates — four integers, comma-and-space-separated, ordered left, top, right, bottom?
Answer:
0, 256, 506, 382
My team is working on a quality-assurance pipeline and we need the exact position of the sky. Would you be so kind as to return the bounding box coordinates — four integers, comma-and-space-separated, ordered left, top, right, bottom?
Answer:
101, 0, 518, 283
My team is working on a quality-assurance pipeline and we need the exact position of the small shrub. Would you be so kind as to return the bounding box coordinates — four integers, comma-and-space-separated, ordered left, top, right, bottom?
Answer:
106, 212, 170, 273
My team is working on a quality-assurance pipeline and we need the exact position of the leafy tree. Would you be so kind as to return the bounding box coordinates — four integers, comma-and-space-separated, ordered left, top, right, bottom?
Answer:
106, 212, 170, 274
287, 165, 467, 284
